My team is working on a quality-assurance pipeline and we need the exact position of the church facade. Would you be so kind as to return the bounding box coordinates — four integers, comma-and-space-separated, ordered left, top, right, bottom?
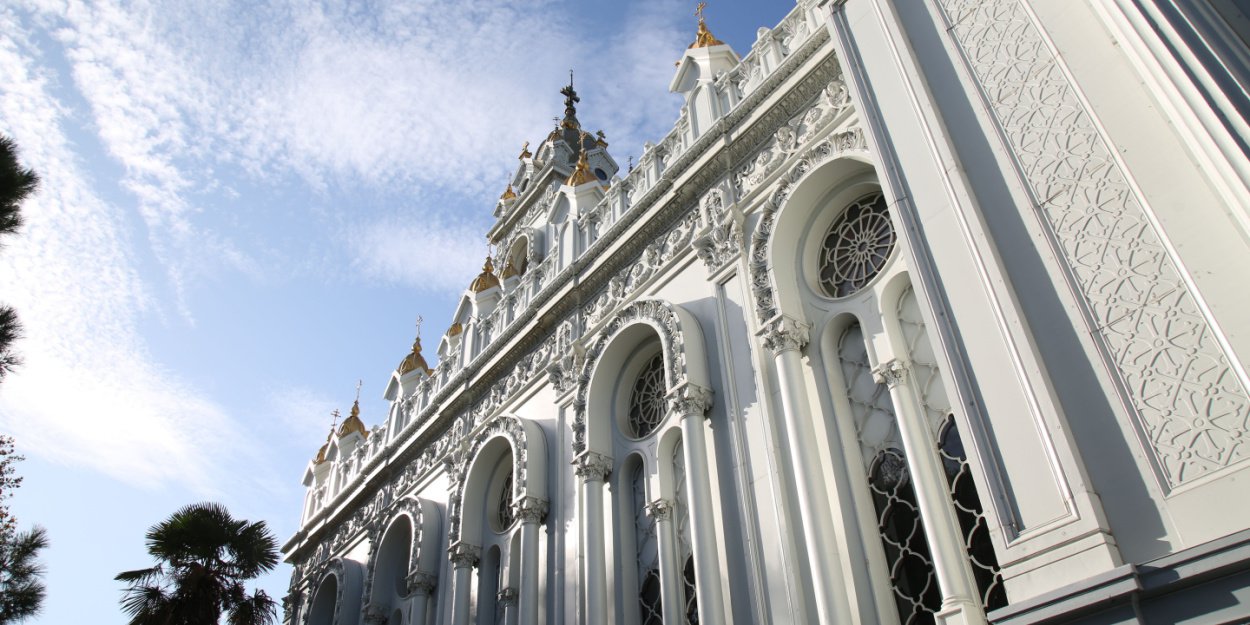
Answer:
281, 1, 1250, 624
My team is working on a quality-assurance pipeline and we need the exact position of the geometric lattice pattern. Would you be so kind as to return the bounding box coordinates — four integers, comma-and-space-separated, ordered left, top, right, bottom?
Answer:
629, 354, 668, 438
938, 417, 1008, 611
840, 323, 904, 470
897, 287, 952, 436
633, 463, 662, 625
870, 449, 941, 625
938, 0, 1250, 488
819, 192, 896, 298
674, 440, 698, 624
496, 470, 514, 531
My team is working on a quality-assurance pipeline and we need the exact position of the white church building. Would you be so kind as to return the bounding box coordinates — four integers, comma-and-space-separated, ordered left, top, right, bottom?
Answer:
280, 1, 1250, 624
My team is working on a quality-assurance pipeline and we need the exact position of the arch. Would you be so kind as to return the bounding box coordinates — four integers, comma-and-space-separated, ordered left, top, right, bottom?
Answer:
305, 558, 363, 625
364, 496, 442, 610
447, 415, 549, 545
574, 299, 712, 458
748, 130, 872, 324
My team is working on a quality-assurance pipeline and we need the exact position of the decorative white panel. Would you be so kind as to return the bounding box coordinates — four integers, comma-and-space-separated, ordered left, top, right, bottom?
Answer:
937, 0, 1250, 488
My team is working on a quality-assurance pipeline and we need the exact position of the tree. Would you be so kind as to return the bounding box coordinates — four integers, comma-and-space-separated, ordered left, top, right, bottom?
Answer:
0, 134, 38, 381
116, 503, 280, 625
0, 436, 46, 623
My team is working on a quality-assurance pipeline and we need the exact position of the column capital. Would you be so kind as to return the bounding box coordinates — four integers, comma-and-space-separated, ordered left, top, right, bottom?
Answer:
645, 498, 675, 521
513, 495, 550, 524
871, 359, 909, 388
668, 383, 713, 419
573, 451, 613, 482
758, 315, 810, 355
405, 570, 438, 597
497, 586, 519, 607
363, 605, 388, 625
447, 541, 481, 570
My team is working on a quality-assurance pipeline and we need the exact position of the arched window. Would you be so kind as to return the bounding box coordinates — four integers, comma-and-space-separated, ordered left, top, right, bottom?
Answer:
818, 192, 896, 298
628, 354, 667, 438
495, 470, 515, 531
673, 440, 698, 624
938, 417, 1007, 611
632, 461, 663, 625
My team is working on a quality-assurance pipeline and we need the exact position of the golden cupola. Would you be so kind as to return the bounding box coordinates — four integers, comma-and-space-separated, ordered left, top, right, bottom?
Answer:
469, 256, 501, 293
337, 399, 368, 440
313, 427, 333, 464
566, 131, 598, 186
500, 183, 517, 201
689, 3, 725, 48
398, 335, 434, 376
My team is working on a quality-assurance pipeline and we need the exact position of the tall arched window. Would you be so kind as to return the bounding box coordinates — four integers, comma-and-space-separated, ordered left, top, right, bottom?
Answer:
632, 461, 663, 625
673, 439, 698, 624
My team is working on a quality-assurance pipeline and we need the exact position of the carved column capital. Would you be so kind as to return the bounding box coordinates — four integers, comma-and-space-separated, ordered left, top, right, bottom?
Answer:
668, 383, 713, 419
405, 571, 438, 597
362, 605, 388, 625
447, 542, 481, 570
513, 496, 550, 524
645, 498, 675, 521
871, 359, 909, 388
573, 451, 613, 482
759, 315, 810, 355
497, 587, 519, 607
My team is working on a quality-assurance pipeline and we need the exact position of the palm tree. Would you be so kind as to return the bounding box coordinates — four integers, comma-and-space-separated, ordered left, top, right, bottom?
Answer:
116, 503, 279, 625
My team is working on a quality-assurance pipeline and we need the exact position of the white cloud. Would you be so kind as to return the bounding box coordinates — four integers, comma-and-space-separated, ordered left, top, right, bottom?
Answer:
349, 214, 485, 294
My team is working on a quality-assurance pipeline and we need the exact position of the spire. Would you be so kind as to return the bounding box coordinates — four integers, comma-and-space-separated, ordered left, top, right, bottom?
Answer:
469, 254, 501, 293
313, 409, 340, 464
337, 379, 368, 439
560, 70, 580, 128
566, 130, 598, 186
398, 316, 434, 376
689, 2, 725, 49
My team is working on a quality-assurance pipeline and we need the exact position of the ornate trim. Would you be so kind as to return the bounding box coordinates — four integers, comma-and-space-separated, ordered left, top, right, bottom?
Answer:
405, 571, 438, 597
871, 359, 909, 389
447, 542, 481, 570
759, 315, 810, 355
574, 451, 613, 482
645, 498, 675, 521
513, 495, 550, 524
447, 415, 540, 544
936, 0, 1250, 487
669, 383, 714, 419
574, 299, 695, 455
303, 558, 348, 625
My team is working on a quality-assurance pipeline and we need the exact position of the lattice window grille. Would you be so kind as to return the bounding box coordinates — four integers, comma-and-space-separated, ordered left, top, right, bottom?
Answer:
897, 287, 951, 435
839, 323, 904, 470
819, 192, 896, 298
938, 416, 1008, 611
629, 354, 667, 438
870, 449, 941, 625
496, 470, 515, 531
673, 440, 698, 624
633, 463, 662, 625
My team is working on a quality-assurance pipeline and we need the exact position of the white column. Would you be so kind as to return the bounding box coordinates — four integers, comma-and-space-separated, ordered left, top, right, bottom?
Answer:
670, 384, 728, 625
405, 571, 437, 625
448, 542, 481, 625
873, 359, 985, 625
575, 451, 612, 625
514, 496, 550, 625
645, 499, 683, 625
759, 316, 853, 625
497, 587, 519, 625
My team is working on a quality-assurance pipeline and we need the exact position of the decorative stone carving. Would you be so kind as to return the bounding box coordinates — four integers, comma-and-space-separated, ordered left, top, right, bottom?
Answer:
448, 415, 533, 543
574, 451, 613, 482
583, 212, 703, 327
694, 187, 745, 273
574, 300, 691, 455
497, 587, 519, 607
513, 496, 550, 524
760, 315, 810, 355
362, 605, 388, 625
669, 383, 714, 419
937, 0, 1250, 487
871, 359, 909, 389
406, 571, 438, 597
645, 498, 675, 521
448, 542, 481, 569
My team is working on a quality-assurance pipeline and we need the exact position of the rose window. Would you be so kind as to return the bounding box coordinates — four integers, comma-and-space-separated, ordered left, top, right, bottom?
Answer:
819, 192, 896, 298
628, 354, 667, 438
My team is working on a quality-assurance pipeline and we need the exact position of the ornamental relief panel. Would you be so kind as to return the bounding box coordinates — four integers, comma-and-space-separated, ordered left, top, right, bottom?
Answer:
936, 0, 1250, 487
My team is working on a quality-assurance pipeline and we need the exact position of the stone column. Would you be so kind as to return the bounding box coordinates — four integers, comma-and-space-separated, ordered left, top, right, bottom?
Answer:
873, 359, 985, 624
405, 571, 437, 625
669, 384, 728, 625
645, 499, 683, 625
497, 587, 519, 625
759, 315, 853, 625
514, 496, 550, 625
575, 451, 612, 625
447, 542, 481, 625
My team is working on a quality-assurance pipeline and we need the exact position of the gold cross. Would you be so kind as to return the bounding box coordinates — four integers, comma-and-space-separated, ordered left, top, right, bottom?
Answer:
354, 379, 362, 403
696, 2, 707, 21
415, 315, 423, 339
329, 408, 341, 430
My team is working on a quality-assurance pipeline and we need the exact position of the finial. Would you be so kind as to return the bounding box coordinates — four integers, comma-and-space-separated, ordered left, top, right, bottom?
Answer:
354, 379, 362, 403
569, 69, 574, 90
415, 315, 424, 340
689, 1, 724, 48
329, 408, 341, 431
519, 141, 531, 160
696, 1, 707, 22
628, 155, 634, 173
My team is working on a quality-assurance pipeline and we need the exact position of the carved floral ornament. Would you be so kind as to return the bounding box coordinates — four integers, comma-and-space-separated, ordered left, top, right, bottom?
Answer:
573, 299, 705, 456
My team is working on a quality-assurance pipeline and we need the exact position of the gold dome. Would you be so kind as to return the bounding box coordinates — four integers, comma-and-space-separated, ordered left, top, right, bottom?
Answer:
566, 135, 597, 186
313, 436, 331, 464
398, 336, 434, 376
337, 399, 368, 440
447, 322, 464, 337
500, 183, 517, 201
470, 256, 501, 293
689, 4, 725, 49
501, 258, 520, 279
518, 141, 532, 160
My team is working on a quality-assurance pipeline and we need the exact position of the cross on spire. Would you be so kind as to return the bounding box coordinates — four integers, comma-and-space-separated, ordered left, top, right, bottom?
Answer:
354, 379, 362, 403
414, 315, 424, 340
696, 2, 707, 22
329, 408, 341, 430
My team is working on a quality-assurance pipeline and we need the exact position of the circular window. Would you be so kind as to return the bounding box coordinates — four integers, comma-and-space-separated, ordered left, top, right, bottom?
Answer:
494, 469, 515, 531
818, 192, 896, 298
594, 167, 608, 181
628, 354, 667, 438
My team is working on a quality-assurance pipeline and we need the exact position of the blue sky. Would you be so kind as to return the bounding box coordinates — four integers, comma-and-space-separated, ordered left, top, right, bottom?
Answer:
0, 0, 791, 622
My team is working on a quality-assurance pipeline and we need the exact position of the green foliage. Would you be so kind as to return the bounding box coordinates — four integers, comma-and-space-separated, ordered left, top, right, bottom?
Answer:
0, 527, 48, 624
116, 503, 280, 625
0, 134, 37, 381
